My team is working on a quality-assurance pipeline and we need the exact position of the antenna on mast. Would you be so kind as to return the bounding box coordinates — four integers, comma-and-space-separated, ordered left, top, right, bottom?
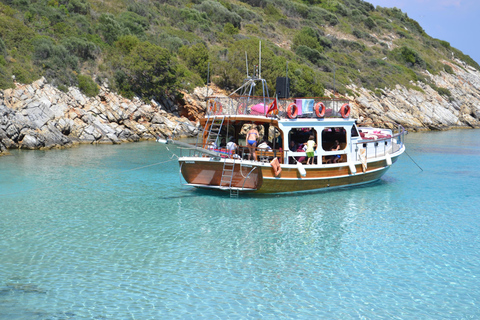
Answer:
245, 52, 249, 78
259, 41, 262, 79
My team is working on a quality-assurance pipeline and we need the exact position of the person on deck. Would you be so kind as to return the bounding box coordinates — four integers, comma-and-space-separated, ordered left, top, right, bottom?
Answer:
327, 140, 341, 163
226, 138, 238, 158
257, 140, 272, 150
246, 125, 259, 161
305, 135, 317, 165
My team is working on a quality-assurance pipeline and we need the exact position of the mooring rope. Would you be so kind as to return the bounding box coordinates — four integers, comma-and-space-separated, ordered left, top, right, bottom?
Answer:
404, 150, 423, 172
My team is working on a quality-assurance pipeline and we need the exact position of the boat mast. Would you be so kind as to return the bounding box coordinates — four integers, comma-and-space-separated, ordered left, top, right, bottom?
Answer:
245, 51, 249, 78
259, 41, 261, 80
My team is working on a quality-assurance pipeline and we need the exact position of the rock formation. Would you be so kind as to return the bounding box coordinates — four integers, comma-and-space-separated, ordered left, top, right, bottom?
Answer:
347, 59, 480, 131
0, 77, 199, 155
1, 57, 479, 156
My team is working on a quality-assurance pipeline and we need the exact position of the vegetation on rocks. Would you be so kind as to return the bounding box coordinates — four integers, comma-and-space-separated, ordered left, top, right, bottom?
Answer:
0, 0, 478, 103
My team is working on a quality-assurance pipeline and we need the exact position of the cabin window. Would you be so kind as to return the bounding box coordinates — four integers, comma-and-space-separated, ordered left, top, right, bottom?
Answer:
351, 125, 359, 137
287, 128, 317, 151
321, 127, 347, 151
287, 128, 317, 164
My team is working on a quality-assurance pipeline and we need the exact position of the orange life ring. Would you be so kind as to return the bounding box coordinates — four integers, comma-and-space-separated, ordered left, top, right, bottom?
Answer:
314, 102, 326, 118
286, 103, 298, 119
208, 100, 222, 114
340, 103, 351, 118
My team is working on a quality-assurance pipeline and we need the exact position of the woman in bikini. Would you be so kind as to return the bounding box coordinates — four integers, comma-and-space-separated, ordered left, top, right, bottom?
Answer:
246, 125, 259, 161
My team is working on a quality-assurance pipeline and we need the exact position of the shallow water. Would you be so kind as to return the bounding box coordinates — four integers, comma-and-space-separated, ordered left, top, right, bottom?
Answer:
0, 129, 479, 319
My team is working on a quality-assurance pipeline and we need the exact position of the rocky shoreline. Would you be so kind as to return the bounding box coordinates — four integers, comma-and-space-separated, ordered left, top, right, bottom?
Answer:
1, 58, 480, 156
349, 59, 480, 131
0, 77, 201, 155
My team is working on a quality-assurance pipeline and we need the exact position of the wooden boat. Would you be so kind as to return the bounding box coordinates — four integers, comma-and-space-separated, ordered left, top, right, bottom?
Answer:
165, 72, 406, 196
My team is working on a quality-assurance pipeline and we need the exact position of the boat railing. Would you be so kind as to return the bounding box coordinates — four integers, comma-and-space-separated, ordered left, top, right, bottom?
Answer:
354, 124, 406, 161
205, 95, 350, 119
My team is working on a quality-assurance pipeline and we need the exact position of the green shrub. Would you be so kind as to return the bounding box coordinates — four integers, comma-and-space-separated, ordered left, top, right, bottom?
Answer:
232, 5, 262, 22
307, 7, 339, 26
114, 35, 140, 55
288, 64, 324, 97
127, 2, 151, 18
408, 84, 425, 93
223, 23, 238, 35
67, 0, 89, 15
12, 64, 37, 84
391, 46, 426, 69
115, 41, 179, 101
292, 27, 322, 51
178, 42, 209, 81
157, 33, 185, 53
0, 72, 14, 89
57, 84, 68, 92
451, 48, 480, 71
322, 1, 349, 16
0, 38, 6, 56
175, 7, 210, 32
77, 74, 99, 97
406, 17, 424, 35
438, 39, 451, 49
118, 12, 149, 36
444, 64, 454, 74
295, 45, 326, 64
364, 17, 376, 29
352, 29, 363, 39
339, 39, 366, 52
194, 0, 242, 29
396, 30, 412, 39
62, 37, 100, 60
437, 87, 451, 97
264, 3, 283, 19
244, 24, 260, 35
99, 14, 129, 45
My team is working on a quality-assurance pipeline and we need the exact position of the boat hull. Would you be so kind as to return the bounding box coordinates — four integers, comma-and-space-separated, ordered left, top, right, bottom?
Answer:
179, 158, 262, 191
179, 153, 401, 194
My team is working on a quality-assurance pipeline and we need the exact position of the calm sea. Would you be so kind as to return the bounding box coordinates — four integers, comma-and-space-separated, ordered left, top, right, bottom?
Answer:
0, 129, 479, 319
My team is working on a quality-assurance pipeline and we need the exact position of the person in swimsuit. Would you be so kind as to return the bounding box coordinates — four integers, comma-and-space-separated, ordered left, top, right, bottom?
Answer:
246, 125, 259, 161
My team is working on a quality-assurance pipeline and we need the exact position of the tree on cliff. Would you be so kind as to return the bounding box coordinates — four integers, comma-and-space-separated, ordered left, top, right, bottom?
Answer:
113, 41, 178, 101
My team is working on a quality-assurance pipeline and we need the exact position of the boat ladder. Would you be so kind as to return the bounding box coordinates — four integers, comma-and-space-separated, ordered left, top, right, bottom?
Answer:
205, 115, 225, 148
220, 158, 238, 197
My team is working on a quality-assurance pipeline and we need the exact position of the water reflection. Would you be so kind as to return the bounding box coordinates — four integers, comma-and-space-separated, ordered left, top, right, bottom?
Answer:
171, 187, 373, 266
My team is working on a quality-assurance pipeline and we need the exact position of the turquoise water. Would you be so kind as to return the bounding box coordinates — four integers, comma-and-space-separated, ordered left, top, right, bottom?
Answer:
1, 130, 479, 319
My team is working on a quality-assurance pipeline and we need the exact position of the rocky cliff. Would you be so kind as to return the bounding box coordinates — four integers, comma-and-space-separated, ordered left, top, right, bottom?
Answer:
348, 58, 480, 130
1, 57, 479, 156
0, 78, 199, 155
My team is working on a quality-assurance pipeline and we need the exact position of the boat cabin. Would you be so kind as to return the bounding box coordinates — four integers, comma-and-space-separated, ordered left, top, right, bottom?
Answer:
199, 114, 367, 166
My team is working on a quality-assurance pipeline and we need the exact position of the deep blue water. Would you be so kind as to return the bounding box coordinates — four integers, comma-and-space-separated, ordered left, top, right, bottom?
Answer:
0, 129, 479, 319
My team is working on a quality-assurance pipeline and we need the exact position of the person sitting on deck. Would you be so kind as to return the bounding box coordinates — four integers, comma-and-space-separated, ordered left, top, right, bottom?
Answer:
296, 143, 307, 164
257, 140, 272, 151
326, 140, 341, 163
226, 138, 239, 158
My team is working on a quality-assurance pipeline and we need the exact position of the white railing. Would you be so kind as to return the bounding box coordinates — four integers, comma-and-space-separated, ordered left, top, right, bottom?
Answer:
354, 125, 406, 161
